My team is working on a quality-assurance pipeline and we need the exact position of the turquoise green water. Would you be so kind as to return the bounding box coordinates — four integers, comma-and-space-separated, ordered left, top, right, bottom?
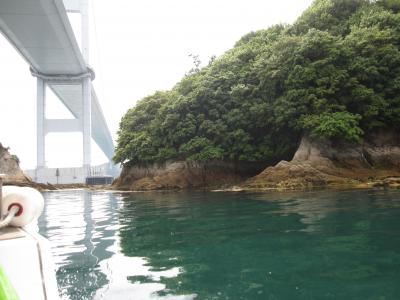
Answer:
38, 189, 400, 300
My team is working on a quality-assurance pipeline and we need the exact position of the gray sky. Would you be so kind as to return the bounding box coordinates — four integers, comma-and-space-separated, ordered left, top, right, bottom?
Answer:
0, 0, 313, 170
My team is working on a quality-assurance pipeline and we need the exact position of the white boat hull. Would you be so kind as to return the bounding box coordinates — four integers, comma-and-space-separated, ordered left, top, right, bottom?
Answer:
0, 227, 60, 300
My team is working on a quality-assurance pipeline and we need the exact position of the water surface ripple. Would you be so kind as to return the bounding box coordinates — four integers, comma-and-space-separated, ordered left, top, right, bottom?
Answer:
38, 189, 400, 300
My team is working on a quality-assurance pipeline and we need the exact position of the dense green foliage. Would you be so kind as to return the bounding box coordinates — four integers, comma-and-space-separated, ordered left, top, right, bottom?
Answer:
115, 0, 400, 166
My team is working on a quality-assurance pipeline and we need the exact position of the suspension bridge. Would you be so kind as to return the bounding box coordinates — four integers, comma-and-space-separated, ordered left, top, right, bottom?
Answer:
0, 0, 119, 183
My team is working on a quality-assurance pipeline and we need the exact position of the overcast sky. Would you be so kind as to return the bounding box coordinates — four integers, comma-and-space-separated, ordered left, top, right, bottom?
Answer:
0, 0, 313, 170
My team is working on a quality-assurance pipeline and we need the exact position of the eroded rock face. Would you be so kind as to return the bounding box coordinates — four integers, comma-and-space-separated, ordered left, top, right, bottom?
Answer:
0, 143, 29, 183
113, 132, 400, 191
245, 132, 400, 189
362, 132, 400, 169
113, 160, 265, 191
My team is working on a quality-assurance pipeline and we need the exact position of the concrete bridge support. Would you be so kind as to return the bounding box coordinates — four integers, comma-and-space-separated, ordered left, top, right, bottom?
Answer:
0, 0, 117, 183
36, 78, 46, 169
35, 76, 92, 172
36, 0, 92, 175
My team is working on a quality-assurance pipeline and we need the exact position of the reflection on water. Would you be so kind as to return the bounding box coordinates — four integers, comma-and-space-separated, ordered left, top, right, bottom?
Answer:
95, 251, 192, 300
39, 190, 118, 299
39, 189, 400, 300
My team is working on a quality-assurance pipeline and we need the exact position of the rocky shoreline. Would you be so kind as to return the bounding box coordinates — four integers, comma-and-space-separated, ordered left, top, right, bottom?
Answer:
7, 176, 400, 193
243, 132, 400, 190
2, 180, 113, 192
2, 132, 400, 193
112, 132, 400, 192
112, 160, 266, 191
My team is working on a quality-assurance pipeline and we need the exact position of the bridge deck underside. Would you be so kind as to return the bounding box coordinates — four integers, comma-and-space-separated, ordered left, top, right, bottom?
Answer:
50, 84, 114, 160
0, 0, 114, 161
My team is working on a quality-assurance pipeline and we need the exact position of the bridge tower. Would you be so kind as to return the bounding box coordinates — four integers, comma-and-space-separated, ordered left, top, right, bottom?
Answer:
0, 0, 118, 183
36, 0, 92, 175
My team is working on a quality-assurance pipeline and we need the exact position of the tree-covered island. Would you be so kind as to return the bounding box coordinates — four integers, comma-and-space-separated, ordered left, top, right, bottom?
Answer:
113, 0, 400, 190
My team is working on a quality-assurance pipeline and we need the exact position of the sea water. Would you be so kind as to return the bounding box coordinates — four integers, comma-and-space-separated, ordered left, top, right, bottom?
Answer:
38, 189, 400, 300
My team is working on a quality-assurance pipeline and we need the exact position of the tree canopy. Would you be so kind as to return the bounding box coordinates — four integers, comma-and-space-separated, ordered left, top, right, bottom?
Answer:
115, 0, 400, 166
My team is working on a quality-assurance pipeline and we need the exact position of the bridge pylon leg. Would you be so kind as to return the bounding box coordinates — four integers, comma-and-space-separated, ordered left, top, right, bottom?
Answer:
82, 77, 92, 172
36, 77, 46, 169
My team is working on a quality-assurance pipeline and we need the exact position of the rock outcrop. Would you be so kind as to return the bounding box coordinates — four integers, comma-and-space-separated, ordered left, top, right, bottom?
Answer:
245, 131, 400, 189
0, 143, 30, 184
113, 160, 265, 191
113, 132, 400, 191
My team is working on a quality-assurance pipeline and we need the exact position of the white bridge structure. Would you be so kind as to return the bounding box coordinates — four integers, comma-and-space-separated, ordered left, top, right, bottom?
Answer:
0, 0, 119, 183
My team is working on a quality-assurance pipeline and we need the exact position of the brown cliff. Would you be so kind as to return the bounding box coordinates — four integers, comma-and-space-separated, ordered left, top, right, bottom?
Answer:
245, 131, 400, 189
0, 143, 30, 184
113, 160, 265, 191
113, 132, 400, 191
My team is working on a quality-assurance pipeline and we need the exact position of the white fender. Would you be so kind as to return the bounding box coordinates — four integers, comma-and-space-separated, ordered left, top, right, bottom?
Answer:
1, 186, 44, 227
